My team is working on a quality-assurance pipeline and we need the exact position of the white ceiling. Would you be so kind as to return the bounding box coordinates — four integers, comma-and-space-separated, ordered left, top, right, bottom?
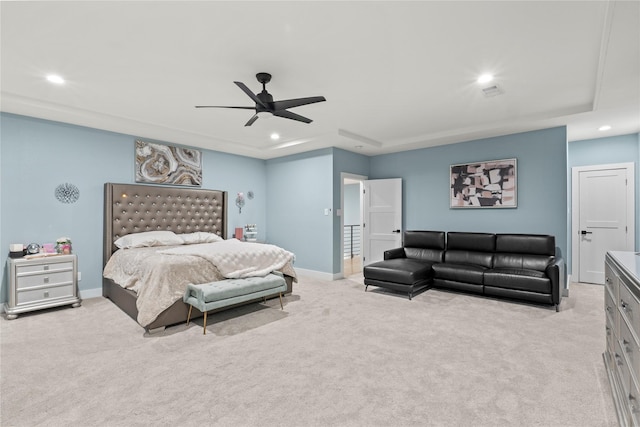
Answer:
1, 1, 639, 160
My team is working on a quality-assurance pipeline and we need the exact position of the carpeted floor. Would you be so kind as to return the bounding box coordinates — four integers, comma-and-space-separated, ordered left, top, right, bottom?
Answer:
1, 275, 616, 427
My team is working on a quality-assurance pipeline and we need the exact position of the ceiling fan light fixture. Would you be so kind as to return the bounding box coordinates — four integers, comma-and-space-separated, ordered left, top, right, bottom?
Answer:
598, 125, 612, 131
270, 133, 280, 140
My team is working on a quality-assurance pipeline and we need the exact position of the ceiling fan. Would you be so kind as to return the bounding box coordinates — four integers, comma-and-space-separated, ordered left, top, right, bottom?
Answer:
196, 73, 326, 127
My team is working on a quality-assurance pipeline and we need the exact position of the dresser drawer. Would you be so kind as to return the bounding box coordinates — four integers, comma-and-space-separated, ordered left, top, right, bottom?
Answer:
606, 287, 619, 334
620, 283, 640, 336
630, 377, 640, 427
615, 339, 633, 396
17, 283, 75, 305
16, 261, 73, 275
606, 263, 619, 300
607, 311, 616, 356
16, 270, 73, 290
620, 316, 640, 380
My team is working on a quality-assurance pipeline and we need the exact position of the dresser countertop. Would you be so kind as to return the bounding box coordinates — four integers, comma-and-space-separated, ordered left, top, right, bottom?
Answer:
608, 251, 640, 281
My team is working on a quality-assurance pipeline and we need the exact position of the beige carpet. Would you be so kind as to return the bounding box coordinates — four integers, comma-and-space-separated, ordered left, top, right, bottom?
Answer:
1, 275, 616, 427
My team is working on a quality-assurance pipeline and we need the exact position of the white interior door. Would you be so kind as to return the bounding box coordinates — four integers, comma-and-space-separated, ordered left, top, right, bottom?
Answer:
362, 178, 402, 266
577, 165, 634, 284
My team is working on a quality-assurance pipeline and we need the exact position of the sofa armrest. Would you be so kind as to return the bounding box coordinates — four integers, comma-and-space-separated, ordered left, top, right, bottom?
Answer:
545, 256, 565, 306
384, 247, 406, 260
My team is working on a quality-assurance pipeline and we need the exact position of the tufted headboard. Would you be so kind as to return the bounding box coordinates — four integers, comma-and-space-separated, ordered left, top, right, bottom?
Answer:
103, 183, 227, 267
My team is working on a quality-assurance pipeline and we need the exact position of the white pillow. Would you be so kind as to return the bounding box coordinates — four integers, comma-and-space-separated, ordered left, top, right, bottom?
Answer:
179, 231, 224, 245
114, 231, 184, 249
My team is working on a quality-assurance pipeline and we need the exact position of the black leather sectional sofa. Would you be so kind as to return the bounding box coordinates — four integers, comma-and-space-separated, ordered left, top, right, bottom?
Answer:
363, 231, 564, 311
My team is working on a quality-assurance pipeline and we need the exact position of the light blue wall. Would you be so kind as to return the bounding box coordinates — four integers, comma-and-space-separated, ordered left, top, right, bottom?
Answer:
264, 147, 370, 275
5, 111, 631, 293
369, 127, 569, 263
0, 113, 267, 300
568, 132, 640, 259
265, 149, 334, 273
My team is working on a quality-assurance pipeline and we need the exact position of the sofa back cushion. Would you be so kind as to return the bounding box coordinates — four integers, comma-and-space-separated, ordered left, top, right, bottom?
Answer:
403, 230, 445, 263
444, 232, 495, 268
495, 234, 555, 255
493, 234, 555, 271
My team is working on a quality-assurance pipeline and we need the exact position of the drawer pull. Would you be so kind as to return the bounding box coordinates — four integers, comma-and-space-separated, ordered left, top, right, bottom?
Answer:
44, 291, 49, 298
623, 339, 633, 353
615, 353, 624, 366
43, 265, 49, 271
43, 277, 49, 284
606, 306, 613, 313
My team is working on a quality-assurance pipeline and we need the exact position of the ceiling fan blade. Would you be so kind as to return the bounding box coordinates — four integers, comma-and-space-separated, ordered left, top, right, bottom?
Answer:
245, 114, 259, 127
273, 109, 313, 124
272, 96, 326, 111
195, 106, 255, 109
234, 81, 267, 108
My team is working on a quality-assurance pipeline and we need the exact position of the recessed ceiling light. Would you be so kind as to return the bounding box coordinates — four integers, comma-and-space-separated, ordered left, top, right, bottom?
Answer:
598, 125, 612, 131
46, 74, 65, 85
270, 133, 280, 141
477, 74, 494, 84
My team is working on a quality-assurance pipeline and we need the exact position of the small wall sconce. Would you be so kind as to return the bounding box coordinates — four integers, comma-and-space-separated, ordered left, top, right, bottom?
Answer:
236, 192, 245, 213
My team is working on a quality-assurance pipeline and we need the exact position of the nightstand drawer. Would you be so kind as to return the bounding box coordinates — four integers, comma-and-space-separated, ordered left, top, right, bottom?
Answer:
16, 261, 73, 275
16, 270, 73, 289
17, 283, 74, 305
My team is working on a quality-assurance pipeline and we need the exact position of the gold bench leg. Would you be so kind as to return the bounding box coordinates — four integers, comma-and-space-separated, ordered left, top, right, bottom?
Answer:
187, 305, 193, 326
279, 292, 283, 310
203, 311, 208, 335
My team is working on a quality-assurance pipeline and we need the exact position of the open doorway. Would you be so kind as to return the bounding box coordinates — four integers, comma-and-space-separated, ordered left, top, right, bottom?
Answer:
341, 173, 367, 277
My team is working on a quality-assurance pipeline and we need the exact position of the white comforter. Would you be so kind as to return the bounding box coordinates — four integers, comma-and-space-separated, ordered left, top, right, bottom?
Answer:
103, 240, 296, 327
159, 239, 295, 279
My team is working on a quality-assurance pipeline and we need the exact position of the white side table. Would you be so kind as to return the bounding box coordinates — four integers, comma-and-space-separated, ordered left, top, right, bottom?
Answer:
4, 254, 81, 319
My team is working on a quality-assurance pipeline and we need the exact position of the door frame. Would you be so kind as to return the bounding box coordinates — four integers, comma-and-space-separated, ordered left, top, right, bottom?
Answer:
571, 162, 635, 285
340, 172, 368, 278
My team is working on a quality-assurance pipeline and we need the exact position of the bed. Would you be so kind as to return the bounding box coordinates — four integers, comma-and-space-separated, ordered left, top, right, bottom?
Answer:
102, 182, 295, 332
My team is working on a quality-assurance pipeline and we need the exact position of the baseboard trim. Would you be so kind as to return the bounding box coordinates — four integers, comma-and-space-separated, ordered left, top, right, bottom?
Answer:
80, 287, 103, 300
294, 268, 342, 281
564, 274, 572, 297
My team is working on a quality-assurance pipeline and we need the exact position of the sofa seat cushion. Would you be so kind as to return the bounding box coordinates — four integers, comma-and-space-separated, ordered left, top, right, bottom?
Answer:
484, 268, 550, 294
431, 262, 487, 285
364, 258, 434, 285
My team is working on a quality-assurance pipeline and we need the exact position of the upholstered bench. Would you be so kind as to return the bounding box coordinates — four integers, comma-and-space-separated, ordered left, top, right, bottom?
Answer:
183, 272, 287, 334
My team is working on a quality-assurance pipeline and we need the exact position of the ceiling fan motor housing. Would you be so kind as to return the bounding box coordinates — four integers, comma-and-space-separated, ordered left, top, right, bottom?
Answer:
256, 91, 274, 113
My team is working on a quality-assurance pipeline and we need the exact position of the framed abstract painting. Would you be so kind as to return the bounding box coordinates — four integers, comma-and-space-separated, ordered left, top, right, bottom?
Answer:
135, 140, 202, 187
450, 158, 517, 208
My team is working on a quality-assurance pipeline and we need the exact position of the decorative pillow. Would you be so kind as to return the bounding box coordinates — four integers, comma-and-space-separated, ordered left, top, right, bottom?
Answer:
114, 231, 184, 249
180, 231, 224, 245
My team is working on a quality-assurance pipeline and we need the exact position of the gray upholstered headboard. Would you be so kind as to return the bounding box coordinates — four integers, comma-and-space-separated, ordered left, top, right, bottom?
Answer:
103, 183, 227, 267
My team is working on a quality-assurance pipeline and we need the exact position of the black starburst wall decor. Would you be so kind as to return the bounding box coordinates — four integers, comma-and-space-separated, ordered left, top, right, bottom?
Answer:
55, 183, 80, 204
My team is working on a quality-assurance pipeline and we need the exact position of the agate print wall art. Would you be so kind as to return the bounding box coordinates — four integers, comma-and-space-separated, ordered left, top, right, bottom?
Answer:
135, 140, 202, 187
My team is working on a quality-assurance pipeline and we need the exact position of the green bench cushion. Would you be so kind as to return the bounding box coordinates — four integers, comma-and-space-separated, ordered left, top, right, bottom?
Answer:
183, 272, 287, 312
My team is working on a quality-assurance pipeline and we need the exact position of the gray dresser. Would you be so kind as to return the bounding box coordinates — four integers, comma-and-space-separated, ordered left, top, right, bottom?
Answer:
605, 251, 640, 426
4, 254, 81, 319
